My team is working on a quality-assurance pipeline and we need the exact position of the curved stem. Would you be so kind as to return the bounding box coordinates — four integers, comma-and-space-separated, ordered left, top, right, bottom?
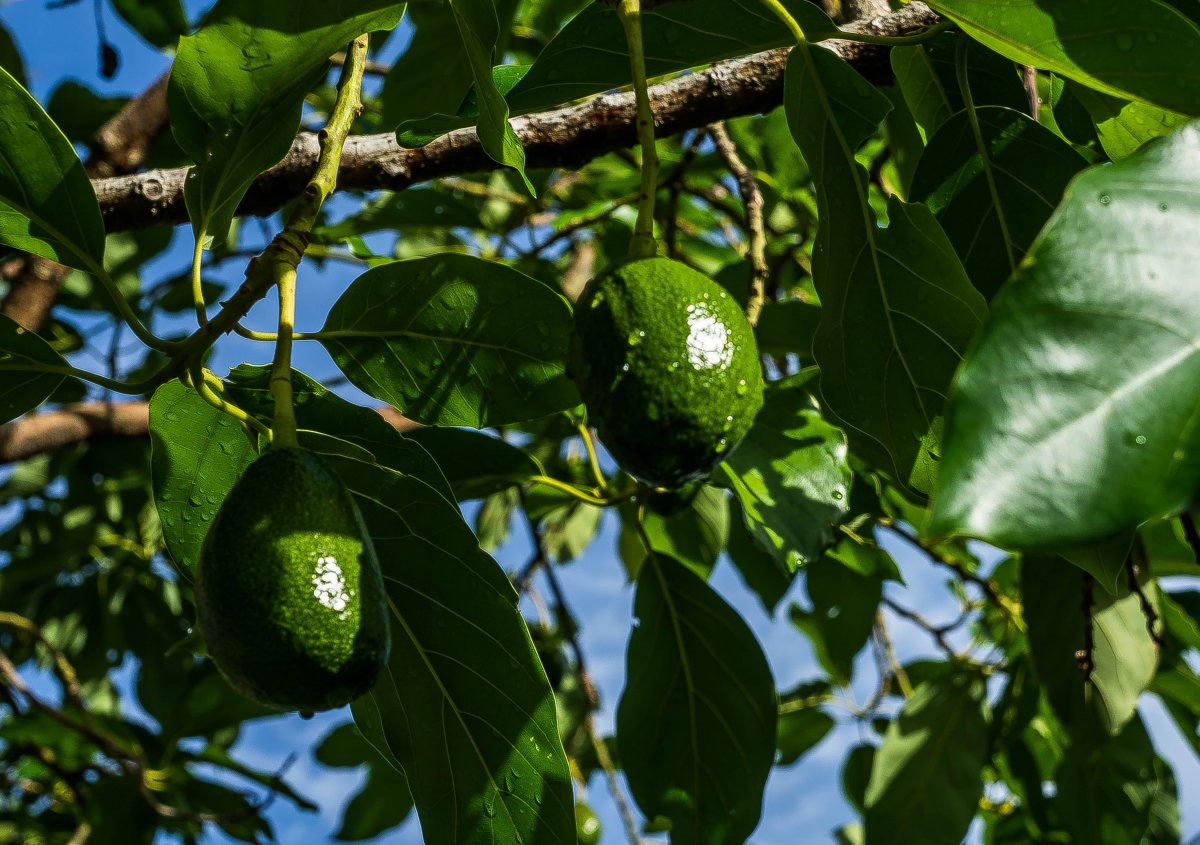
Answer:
188, 361, 271, 441
234, 324, 277, 341
575, 421, 608, 493
759, 0, 806, 43
0, 362, 159, 395
190, 237, 208, 328
616, 0, 659, 259
269, 265, 299, 449
87, 260, 177, 353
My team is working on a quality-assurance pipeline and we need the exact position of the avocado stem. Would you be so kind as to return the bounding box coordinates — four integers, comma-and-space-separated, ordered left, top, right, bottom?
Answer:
616, 0, 659, 259
269, 264, 299, 449
758, 0, 807, 43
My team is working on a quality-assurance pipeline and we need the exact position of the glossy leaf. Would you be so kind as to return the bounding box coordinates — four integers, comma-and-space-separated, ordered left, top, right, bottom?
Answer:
0, 315, 70, 425
911, 106, 1088, 300
618, 553, 776, 844
378, 2, 475, 131
405, 427, 539, 500
168, 1, 405, 242
725, 498, 792, 614
927, 0, 1200, 116
1059, 533, 1134, 596
863, 673, 988, 845
928, 121, 1200, 548
0, 66, 105, 271
149, 380, 257, 576
784, 44, 987, 493
718, 379, 851, 571
790, 557, 882, 686
314, 449, 574, 845
621, 485, 729, 580
1022, 556, 1159, 738
111, 0, 188, 49
321, 253, 579, 427
1072, 86, 1188, 161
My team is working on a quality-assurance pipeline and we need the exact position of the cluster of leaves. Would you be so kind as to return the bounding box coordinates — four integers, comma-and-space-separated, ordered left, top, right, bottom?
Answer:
0, 0, 1198, 844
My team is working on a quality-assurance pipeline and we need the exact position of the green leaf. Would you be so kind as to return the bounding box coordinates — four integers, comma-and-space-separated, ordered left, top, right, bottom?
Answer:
405, 427, 539, 500
47, 81, 127, 146
718, 380, 851, 571
0, 315, 70, 425
725, 497, 792, 614
111, 0, 188, 49
149, 380, 257, 576
776, 706, 833, 767
0, 66, 105, 271
1072, 86, 1188, 161
863, 673, 988, 845
928, 121, 1200, 548
927, 0, 1200, 117
315, 188, 482, 242
911, 106, 1088, 300
320, 450, 574, 845
617, 553, 776, 844
621, 485, 729, 580
320, 253, 579, 427
1059, 534, 1134, 596
1022, 556, 1159, 739
783, 45, 987, 493
0, 22, 26, 87
790, 556, 882, 686
315, 724, 414, 841
379, 2, 476, 131
168, 1, 405, 243
842, 744, 876, 815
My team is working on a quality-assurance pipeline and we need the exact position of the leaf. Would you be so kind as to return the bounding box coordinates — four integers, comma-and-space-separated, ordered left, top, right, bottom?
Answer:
617, 553, 776, 844
1058, 533, 1134, 596
320, 449, 574, 844
911, 106, 1088, 300
718, 379, 851, 571
725, 497, 792, 614
0, 22, 26, 87
789, 556, 882, 686
405, 427, 539, 500
0, 66, 105, 271
111, 0, 188, 49
149, 380, 257, 576
927, 0, 1200, 117
776, 706, 833, 767
320, 253, 579, 427
0, 315, 70, 425
927, 121, 1200, 548
315, 724, 414, 841
1071, 86, 1188, 161
1021, 556, 1159, 739
620, 485, 729, 580
168, 1, 405, 243
783, 45, 987, 493
863, 673, 988, 845
315, 188, 482, 242
378, 2, 476, 131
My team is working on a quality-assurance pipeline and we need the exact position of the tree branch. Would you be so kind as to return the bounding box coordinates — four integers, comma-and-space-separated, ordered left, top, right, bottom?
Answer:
94, 5, 939, 234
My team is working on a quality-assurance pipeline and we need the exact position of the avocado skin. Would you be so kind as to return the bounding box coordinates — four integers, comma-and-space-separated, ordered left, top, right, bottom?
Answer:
569, 257, 764, 487
195, 448, 390, 712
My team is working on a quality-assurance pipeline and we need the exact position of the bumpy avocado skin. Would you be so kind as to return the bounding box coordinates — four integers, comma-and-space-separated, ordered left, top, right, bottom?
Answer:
568, 257, 764, 487
196, 448, 390, 712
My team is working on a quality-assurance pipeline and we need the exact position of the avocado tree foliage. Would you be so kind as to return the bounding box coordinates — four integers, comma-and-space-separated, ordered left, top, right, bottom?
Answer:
1, 0, 1199, 842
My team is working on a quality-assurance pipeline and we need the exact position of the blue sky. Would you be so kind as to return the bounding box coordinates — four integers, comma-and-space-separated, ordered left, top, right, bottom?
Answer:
0, 0, 1196, 842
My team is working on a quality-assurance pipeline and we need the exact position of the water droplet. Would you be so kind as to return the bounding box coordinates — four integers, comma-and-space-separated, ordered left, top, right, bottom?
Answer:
1134, 434, 1147, 446
832, 490, 844, 500
188, 494, 202, 507
736, 379, 749, 396
621, 363, 630, 373
1099, 194, 1112, 205
1159, 202, 1169, 212
627, 329, 645, 347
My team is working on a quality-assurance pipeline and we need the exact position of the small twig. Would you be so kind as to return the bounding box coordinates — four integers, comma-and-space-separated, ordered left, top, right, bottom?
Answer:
1179, 511, 1200, 566
1126, 543, 1165, 651
709, 122, 768, 326
881, 597, 966, 659
1022, 65, 1040, 121
873, 612, 913, 698
1076, 574, 1095, 679
0, 611, 89, 719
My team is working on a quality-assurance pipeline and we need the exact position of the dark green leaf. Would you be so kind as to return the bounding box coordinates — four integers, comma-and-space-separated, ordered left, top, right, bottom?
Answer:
149, 379, 257, 575
379, 2, 476, 130
776, 705, 833, 766
790, 556, 882, 686
842, 744, 876, 815
0, 22, 25, 87
911, 106, 1088, 300
863, 673, 988, 845
927, 0, 1200, 117
617, 553, 776, 844
111, 0, 188, 48
1058, 534, 1134, 596
168, 1, 405, 242
718, 379, 851, 571
321, 450, 574, 844
621, 485, 729, 580
725, 497, 792, 614
315, 188, 482, 242
0, 66, 106, 271
784, 45, 987, 493
1022, 556, 1158, 739
0, 315, 69, 425
47, 81, 127, 145
315, 724, 415, 841
928, 121, 1200, 547
321, 253, 579, 427
406, 427, 539, 500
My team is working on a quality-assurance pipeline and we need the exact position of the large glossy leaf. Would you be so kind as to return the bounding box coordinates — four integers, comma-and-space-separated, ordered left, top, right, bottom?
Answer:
617, 553, 776, 844
168, 1, 405, 243
927, 0, 1200, 117
717, 379, 851, 571
863, 673, 988, 845
1071, 86, 1187, 161
928, 121, 1200, 548
0, 315, 70, 425
911, 106, 1088, 300
149, 380, 257, 576
1022, 556, 1159, 739
321, 253, 579, 428
784, 45, 987, 493
314, 449, 575, 845
620, 485, 729, 580
378, 3, 476, 131
0, 66, 105, 271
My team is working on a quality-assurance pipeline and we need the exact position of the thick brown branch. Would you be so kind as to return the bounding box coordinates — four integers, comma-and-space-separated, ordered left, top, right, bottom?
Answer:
0, 400, 419, 465
95, 5, 939, 233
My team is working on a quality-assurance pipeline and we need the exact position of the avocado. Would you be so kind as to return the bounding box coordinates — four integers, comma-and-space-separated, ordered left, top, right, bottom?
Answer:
195, 447, 390, 712
568, 257, 764, 487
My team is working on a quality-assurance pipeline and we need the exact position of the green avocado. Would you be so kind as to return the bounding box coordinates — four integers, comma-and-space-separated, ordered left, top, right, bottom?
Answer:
195, 447, 390, 713
568, 257, 764, 487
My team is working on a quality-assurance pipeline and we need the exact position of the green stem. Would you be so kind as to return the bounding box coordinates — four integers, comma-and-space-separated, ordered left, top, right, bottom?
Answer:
0, 362, 159, 395
187, 361, 271, 440
759, 0, 806, 43
190, 237, 208, 327
616, 0, 659, 259
86, 261, 176, 353
269, 265, 299, 449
